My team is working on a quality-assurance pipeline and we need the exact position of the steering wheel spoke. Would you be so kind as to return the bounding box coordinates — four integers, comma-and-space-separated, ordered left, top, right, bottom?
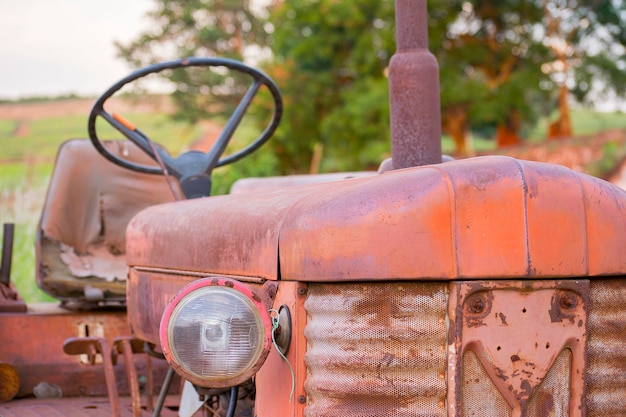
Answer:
88, 57, 283, 198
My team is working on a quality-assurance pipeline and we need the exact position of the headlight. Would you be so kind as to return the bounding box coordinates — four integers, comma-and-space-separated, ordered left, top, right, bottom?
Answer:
159, 278, 272, 388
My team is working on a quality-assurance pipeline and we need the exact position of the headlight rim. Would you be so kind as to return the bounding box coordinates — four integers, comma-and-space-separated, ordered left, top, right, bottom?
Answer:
159, 277, 272, 388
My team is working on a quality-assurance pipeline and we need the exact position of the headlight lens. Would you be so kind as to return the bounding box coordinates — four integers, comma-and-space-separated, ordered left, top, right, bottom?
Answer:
160, 278, 271, 388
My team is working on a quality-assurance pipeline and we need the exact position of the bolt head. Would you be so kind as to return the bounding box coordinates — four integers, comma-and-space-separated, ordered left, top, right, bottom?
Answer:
468, 295, 486, 314
559, 293, 578, 310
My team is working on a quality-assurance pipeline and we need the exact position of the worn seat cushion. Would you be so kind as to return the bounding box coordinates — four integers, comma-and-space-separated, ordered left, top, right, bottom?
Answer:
37, 139, 178, 305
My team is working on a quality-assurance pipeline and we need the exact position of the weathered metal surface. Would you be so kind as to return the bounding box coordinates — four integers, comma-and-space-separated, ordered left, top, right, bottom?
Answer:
112, 337, 145, 417
127, 267, 273, 345
587, 278, 626, 414
279, 157, 626, 281
302, 282, 448, 417
389, 0, 442, 169
0, 396, 180, 417
0, 303, 171, 398
0, 282, 26, 313
448, 280, 588, 417
63, 337, 121, 416
230, 171, 376, 194
37, 139, 177, 303
125, 182, 319, 280
126, 156, 626, 284
255, 281, 308, 417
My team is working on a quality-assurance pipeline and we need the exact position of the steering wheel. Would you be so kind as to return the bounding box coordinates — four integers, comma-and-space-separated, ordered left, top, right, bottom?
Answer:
87, 57, 283, 199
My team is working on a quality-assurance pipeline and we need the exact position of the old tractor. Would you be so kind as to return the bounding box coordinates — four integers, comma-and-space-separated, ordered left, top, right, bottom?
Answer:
1, 0, 626, 416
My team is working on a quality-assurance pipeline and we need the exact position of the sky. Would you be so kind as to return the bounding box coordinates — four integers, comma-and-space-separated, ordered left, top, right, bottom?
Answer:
0, 0, 153, 99
1, 1, 623, 111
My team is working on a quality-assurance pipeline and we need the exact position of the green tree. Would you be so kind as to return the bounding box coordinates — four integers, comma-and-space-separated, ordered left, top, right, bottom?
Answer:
542, 0, 626, 139
436, 1, 551, 151
115, 0, 272, 123
116, 0, 626, 168
267, 0, 396, 173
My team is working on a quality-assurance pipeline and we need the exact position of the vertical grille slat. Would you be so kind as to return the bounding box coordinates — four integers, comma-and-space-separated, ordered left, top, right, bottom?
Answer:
304, 282, 448, 417
587, 279, 626, 415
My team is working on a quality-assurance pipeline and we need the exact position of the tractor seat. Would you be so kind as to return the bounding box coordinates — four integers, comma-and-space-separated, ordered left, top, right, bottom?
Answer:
37, 139, 178, 308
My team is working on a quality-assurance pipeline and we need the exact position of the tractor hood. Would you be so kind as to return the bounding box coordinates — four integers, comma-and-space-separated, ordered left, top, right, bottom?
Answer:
126, 156, 626, 281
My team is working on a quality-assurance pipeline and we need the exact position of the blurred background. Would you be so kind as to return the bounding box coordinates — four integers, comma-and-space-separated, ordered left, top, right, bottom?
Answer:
1, 0, 626, 301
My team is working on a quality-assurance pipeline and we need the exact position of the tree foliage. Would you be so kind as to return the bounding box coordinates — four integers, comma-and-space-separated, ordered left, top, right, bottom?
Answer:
115, 0, 272, 123
267, 0, 396, 173
550, 0, 626, 105
116, 0, 626, 172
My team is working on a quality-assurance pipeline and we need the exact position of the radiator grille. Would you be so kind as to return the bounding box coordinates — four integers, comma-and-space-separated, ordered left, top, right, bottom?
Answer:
303, 282, 448, 417
587, 279, 626, 415
526, 350, 571, 417
300, 279, 626, 416
461, 350, 511, 417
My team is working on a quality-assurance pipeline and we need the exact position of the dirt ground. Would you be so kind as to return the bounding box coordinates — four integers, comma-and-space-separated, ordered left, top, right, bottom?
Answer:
0, 97, 173, 121
0, 97, 220, 151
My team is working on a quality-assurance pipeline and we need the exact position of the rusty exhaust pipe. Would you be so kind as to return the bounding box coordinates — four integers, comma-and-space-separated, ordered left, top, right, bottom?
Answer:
389, 0, 442, 169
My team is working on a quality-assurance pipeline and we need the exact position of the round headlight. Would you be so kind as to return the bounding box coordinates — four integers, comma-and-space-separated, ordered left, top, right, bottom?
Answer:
160, 278, 272, 388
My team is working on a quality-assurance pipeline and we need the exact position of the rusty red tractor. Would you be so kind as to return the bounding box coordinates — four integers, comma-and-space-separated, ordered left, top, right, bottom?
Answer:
1, 1, 626, 416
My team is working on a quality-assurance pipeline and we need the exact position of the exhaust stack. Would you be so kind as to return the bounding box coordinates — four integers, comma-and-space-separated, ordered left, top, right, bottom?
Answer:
389, 0, 442, 169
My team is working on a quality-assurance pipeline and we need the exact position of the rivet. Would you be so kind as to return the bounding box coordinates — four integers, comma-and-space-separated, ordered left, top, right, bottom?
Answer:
559, 293, 577, 310
298, 395, 306, 404
468, 295, 486, 314
298, 287, 307, 296
267, 285, 277, 299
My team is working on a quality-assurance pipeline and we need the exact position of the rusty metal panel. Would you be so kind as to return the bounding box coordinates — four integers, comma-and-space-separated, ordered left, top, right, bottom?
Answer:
127, 268, 197, 344
280, 165, 457, 280
460, 350, 512, 416
125, 182, 319, 280
127, 156, 626, 282
255, 281, 308, 417
449, 157, 529, 277
448, 280, 588, 417
587, 279, 626, 415
230, 172, 376, 194
279, 157, 626, 281
581, 178, 626, 276
0, 396, 179, 417
524, 162, 588, 276
0, 303, 170, 398
303, 282, 448, 417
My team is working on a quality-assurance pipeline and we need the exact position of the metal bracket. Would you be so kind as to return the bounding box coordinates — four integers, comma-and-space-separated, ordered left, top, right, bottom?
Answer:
448, 280, 589, 417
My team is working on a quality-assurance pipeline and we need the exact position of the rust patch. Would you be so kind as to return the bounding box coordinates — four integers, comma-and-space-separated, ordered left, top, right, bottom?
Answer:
463, 291, 492, 328
353, 286, 405, 327
549, 290, 578, 324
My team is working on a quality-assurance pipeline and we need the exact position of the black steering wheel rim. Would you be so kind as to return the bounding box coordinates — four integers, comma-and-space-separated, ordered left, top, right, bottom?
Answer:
87, 57, 283, 176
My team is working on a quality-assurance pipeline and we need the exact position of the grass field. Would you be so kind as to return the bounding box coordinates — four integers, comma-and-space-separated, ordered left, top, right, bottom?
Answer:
0, 98, 204, 302
1, 98, 625, 303
0, 97, 269, 302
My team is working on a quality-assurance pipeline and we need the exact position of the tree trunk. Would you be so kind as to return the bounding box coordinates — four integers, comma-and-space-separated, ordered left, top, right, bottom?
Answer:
496, 110, 522, 147
548, 83, 573, 140
442, 105, 472, 156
